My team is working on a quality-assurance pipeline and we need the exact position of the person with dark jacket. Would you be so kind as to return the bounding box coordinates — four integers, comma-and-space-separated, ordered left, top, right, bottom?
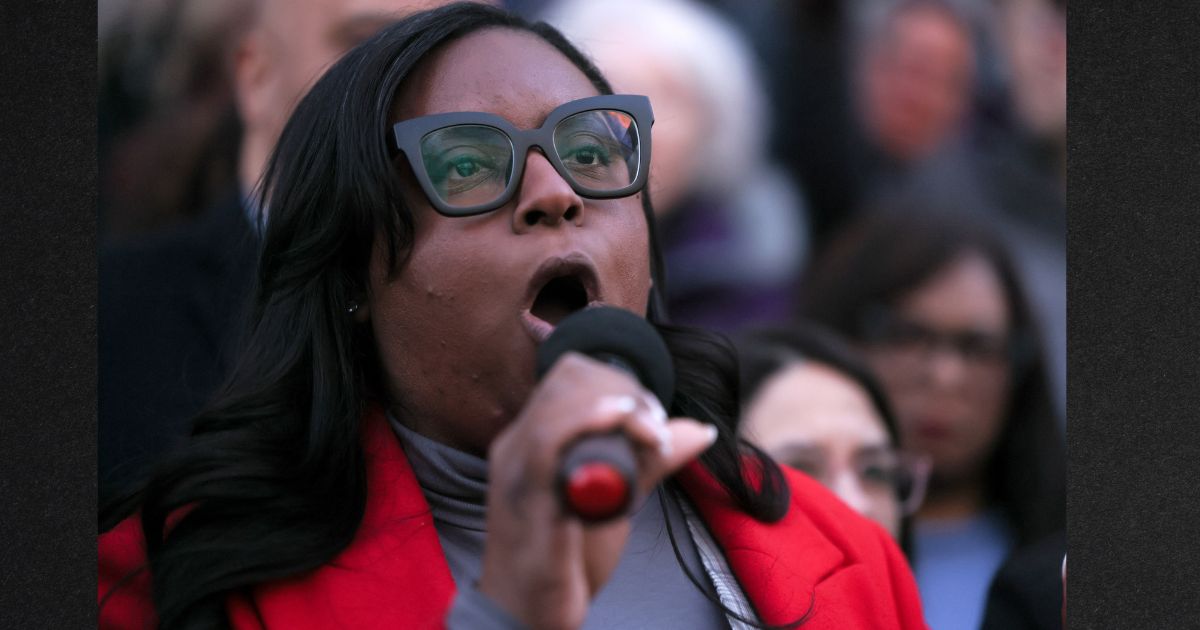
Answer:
980, 531, 1066, 630
98, 0, 468, 502
99, 190, 256, 496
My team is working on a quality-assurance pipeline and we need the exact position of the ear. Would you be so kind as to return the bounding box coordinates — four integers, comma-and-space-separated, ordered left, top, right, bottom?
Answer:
232, 29, 270, 133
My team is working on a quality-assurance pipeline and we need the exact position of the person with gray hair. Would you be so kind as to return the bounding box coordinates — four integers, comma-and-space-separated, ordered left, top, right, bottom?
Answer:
542, 0, 809, 334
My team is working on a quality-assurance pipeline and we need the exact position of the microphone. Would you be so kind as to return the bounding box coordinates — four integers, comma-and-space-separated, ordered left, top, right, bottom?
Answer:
535, 306, 675, 523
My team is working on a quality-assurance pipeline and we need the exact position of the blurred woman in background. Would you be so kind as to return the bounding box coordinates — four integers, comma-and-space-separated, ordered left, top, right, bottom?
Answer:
738, 323, 931, 555
799, 206, 1065, 630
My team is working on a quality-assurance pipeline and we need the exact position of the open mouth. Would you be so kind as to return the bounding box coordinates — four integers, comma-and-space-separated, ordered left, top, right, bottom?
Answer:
521, 256, 601, 342
531, 274, 590, 326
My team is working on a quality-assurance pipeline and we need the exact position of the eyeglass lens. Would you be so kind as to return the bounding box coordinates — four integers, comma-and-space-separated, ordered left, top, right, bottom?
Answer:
869, 311, 1010, 365
788, 452, 903, 493
552, 109, 640, 190
420, 125, 514, 210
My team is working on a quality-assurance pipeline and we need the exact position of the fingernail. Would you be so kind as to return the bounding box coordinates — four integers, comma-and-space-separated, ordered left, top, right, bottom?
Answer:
644, 395, 668, 426
595, 395, 637, 415
703, 424, 719, 446
636, 411, 673, 456
659, 428, 674, 457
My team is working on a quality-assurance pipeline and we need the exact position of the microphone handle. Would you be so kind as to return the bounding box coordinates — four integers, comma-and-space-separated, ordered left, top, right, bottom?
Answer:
558, 432, 637, 523
557, 354, 641, 523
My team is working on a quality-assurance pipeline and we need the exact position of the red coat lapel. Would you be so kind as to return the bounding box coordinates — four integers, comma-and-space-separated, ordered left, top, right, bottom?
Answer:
244, 406, 456, 629
677, 461, 847, 626
678, 461, 926, 629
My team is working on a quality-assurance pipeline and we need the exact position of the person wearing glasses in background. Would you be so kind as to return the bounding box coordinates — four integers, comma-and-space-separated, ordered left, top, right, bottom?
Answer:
737, 323, 931, 557
799, 204, 1065, 630
99, 5, 926, 629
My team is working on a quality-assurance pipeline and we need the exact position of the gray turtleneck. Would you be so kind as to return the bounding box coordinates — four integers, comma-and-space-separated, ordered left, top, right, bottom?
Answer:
390, 417, 732, 629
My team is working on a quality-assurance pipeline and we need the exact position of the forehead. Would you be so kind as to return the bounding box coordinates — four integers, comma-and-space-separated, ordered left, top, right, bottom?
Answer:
896, 251, 1010, 331
393, 27, 603, 128
745, 363, 889, 446
263, 0, 415, 36
892, 8, 972, 55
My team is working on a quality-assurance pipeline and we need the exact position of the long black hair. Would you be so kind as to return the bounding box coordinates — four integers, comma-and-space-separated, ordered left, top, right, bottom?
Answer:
737, 322, 916, 556
100, 4, 787, 628
798, 204, 1065, 546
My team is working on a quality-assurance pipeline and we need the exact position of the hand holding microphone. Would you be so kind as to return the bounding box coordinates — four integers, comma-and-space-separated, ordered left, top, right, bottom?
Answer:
535, 306, 677, 523
477, 307, 718, 629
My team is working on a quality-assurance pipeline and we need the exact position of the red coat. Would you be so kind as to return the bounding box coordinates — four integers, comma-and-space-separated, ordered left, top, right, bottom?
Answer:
99, 408, 926, 629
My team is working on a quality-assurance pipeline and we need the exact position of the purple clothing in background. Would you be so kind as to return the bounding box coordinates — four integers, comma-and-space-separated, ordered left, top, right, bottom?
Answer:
659, 194, 804, 335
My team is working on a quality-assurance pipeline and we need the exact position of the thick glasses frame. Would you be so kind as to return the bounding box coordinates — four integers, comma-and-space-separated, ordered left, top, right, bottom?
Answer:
389, 94, 653, 217
856, 304, 1031, 367
895, 451, 932, 516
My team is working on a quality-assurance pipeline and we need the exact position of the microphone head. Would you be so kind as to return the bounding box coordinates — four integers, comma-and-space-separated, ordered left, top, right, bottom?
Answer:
535, 306, 675, 407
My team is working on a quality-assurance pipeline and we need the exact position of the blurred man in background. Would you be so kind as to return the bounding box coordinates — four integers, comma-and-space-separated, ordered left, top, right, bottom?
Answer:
851, 0, 978, 205
100, 0, 485, 501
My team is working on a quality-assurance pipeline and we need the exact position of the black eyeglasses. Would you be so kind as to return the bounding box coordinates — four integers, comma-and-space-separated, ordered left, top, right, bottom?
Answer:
857, 305, 1026, 367
389, 94, 653, 217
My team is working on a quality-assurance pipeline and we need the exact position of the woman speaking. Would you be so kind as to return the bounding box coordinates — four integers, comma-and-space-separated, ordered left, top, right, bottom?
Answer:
99, 4, 925, 629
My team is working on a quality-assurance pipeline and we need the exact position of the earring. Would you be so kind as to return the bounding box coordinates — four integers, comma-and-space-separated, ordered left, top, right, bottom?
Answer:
347, 301, 360, 315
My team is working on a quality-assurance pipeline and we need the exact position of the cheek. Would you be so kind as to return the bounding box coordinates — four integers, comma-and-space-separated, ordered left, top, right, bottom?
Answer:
871, 496, 902, 539
368, 248, 458, 398
369, 270, 535, 451
371, 233, 474, 333
970, 381, 1011, 440
596, 202, 653, 312
367, 232, 520, 405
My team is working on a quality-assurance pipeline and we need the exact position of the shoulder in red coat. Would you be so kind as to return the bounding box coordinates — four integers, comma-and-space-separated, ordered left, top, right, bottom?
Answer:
100, 409, 925, 629
679, 461, 927, 629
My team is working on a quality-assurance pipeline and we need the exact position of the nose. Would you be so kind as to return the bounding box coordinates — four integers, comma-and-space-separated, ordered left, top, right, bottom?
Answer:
830, 469, 872, 516
925, 345, 969, 390
511, 150, 584, 233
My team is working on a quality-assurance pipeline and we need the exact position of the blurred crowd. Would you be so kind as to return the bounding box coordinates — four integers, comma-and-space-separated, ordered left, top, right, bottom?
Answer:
98, 0, 1066, 629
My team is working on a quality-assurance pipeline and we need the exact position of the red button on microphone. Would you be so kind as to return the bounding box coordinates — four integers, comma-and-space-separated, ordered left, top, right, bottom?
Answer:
562, 461, 631, 522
